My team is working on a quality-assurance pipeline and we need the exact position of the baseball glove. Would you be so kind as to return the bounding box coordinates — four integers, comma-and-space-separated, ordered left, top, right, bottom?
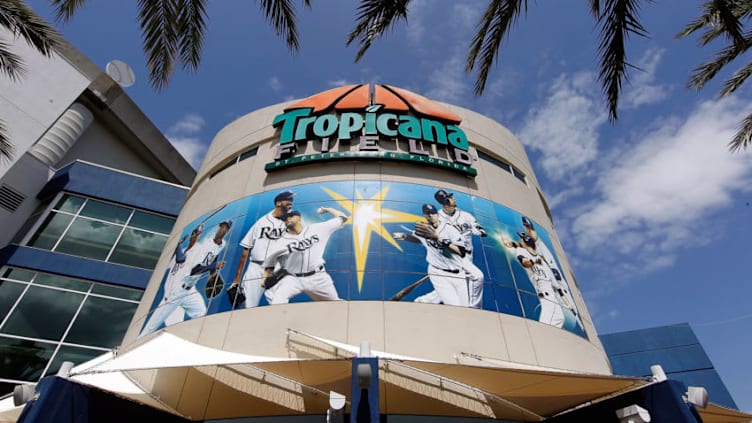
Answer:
204, 273, 225, 298
413, 221, 437, 239
262, 269, 290, 290
226, 284, 246, 307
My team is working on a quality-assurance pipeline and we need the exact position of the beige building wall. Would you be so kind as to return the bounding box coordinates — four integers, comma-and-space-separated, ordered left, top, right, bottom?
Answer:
123, 90, 610, 379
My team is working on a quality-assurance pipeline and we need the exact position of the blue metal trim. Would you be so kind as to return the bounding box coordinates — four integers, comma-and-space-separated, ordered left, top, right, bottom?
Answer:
0, 245, 150, 290
37, 161, 188, 216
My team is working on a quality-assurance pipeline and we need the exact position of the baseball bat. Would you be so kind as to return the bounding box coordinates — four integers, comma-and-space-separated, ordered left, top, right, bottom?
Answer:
179, 204, 228, 243
389, 275, 430, 301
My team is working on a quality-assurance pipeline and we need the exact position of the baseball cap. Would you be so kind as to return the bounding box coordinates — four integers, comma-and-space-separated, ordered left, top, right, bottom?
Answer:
517, 231, 534, 247
219, 220, 233, 230
282, 210, 301, 220
422, 203, 438, 214
521, 216, 534, 228
274, 190, 295, 203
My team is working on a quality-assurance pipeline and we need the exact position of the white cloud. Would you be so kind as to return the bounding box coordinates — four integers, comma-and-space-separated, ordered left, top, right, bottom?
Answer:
327, 79, 350, 87
425, 52, 470, 104
406, 0, 428, 46
518, 72, 608, 180
167, 114, 207, 169
168, 136, 206, 169
268, 76, 282, 92
570, 97, 752, 268
622, 47, 669, 109
168, 114, 204, 134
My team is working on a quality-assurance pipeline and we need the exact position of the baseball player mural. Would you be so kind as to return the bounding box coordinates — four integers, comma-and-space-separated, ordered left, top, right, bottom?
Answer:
229, 190, 294, 308
414, 189, 487, 307
260, 206, 349, 304
520, 216, 583, 328
393, 204, 471, 307
504, 230, 566, 328
140, 220, 231, 336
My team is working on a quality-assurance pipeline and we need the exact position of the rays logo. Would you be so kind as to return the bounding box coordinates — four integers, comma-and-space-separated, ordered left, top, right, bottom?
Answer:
269, 84, 476, 173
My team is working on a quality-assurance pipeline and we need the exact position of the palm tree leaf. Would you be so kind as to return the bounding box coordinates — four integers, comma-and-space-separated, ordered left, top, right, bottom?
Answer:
258, 0, 306, 52
676, 0, 746, 47
589, 0, 601, 16
0, 118, 14, 162
719, 57, 752, 96
687, 37, 751, 90
0, 40, 25, 80
465, 0, 528, 96
730, 110, 752, 151
347, 0, 411, 62
137, 0, 179, 90
49, 0, 88, 23
176, 0, 207, 70
0, 0, 64, 57
594, 0, 650, 122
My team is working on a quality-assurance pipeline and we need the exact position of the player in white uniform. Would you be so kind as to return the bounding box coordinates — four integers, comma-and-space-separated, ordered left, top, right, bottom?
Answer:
521, 216, 582, 329
505, 231, 565, 328
140, 220, 231, 336
394, 204, 470, 307
261, 207, 348, 304
415, 190, 487, 308
230, 190, 294, 307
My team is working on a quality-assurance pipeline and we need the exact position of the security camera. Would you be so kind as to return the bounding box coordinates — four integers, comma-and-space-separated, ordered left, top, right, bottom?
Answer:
616, 404, 651, 423
685, 386, 708, 409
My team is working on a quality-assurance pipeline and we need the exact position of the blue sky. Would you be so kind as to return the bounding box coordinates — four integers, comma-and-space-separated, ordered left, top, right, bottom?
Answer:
26, 0, 751, 411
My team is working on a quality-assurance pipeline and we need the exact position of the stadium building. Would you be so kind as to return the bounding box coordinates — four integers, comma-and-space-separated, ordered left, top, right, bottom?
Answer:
0, 32, 748, 423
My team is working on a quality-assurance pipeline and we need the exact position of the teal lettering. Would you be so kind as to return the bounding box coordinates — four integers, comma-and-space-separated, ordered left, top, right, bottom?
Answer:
365, 112, 378, 135
376, 113, 398, 136
313, 115, 338, 138
295, 116, 317, 141
398, 116, 421, 139
421, 119, 447, 145
273, 108, 312, 144
339, 113, 364, 140
447, 125, 469, 150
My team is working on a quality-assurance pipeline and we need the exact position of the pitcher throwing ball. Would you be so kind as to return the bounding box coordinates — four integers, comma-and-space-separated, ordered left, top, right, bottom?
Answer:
261, 207, 349, 304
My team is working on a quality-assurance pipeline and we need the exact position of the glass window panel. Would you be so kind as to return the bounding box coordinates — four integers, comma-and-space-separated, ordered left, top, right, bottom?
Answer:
0, 280, 26, 319
90, 284, 143, 301
2, 268, 34, 282
54, 194, 85, 213
1, 286, 83, 340
54, 219, 122, 260
33, 273, 92, 292
0, 382, 16, 396
108, 229, 167, 269
65, 297, 137, 348
44, 345, 104, 376
28, 212, 73, 250
128, 211, 174, 234
79, 199, 131, 224
0, 336, 55, 381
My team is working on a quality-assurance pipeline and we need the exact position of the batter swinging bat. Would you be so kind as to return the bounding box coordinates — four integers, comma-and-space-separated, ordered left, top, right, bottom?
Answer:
389, 275, 430, 301
179, 205, 227, 244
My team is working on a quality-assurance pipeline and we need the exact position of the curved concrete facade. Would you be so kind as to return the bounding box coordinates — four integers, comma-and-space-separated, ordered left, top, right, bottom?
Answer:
120, 85, 611, 419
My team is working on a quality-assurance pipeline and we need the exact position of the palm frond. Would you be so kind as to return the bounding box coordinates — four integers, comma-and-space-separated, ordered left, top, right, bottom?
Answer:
0, 118, 14, 162
258, 0, 305, 52
138, 0, 179, 90
0, 0, 64, 57
0, 39, 25, 80
347, 0, 411, 62
465, 0, 528, 96
176, 0, 207, 70
719, 57, 752, 95
594, 0, 650, 122
687, 37, 751, 90
676, 0, 745, 47
589, 0, 602, 16
49, 0, 88, 23
730, 110, 752, 151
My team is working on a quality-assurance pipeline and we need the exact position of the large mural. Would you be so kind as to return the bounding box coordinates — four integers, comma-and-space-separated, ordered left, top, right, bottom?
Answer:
139, 181, 585, 337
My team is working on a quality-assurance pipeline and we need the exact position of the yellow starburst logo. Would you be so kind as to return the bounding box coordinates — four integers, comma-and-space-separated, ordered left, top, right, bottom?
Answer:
323, 185, 424, 291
